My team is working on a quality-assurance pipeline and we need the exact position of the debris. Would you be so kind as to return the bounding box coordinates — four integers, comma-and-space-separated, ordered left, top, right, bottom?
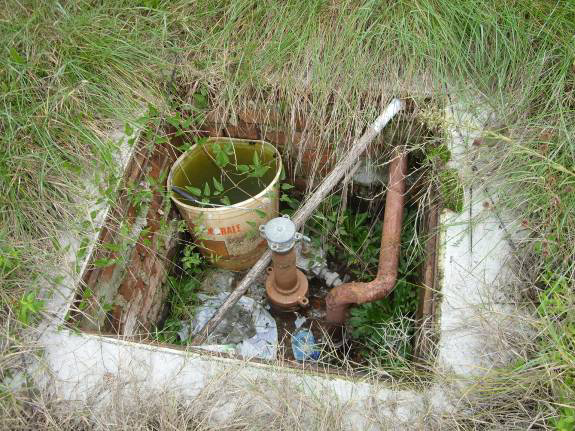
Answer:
246, 271, 267, 302
294, 314, 307, 329
291, 328, 320, 361
200, 270, 235, 295
186, 292, 277, 360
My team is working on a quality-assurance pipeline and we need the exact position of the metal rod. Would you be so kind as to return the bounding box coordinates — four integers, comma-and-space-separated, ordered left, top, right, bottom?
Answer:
191, 98, 405, 345
172, 186, 223, 208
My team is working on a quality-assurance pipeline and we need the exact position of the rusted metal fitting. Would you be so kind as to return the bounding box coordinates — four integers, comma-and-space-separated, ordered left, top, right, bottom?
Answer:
326, 152, 408, 324
260, 215, 309, 311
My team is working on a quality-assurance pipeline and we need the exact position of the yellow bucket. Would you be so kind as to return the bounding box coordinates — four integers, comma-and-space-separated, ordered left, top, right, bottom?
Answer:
168, 137, 281, 271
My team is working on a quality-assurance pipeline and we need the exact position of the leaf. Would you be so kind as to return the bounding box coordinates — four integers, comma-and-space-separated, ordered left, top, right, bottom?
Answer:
185, 186, 202, 196
220, 196, 231, 206
194, 136, 208, 146
237, 164, 250, 173
255, 209, 267, 218
102, 243, 122, 252
9, 47, 25, 65
252, 165, 270, 178
214, 147, 229, 167
203, 182, 210, 196
167, 115, 181, 129
252, 151, 260, 166
212, 177, 224, 193
223, 142, 234, 154
93, 258, 116, 268
182, 117, 193, 129
281, 183, 295, 190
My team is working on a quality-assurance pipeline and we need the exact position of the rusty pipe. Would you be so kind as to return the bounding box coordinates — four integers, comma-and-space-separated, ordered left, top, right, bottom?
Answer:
326, 152, 407, 324
266, 246, 309, 310
271, 247, 299, 293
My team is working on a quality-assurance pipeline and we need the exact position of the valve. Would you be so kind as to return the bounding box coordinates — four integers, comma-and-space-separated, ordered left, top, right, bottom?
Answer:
260, 215, 309, 311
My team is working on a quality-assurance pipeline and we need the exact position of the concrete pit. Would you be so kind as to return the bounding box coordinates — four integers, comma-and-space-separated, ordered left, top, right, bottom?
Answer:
66, 106, 441, 374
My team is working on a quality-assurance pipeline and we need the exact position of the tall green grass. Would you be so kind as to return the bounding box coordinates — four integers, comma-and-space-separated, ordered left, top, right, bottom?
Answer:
1, 0, 574, 428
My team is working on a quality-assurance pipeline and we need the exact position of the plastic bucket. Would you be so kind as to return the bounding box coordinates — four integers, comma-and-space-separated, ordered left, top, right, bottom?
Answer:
168, 137, 281, 271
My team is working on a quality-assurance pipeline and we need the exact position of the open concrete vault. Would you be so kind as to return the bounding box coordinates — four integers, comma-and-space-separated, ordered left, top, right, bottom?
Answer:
33, 98, 528, 429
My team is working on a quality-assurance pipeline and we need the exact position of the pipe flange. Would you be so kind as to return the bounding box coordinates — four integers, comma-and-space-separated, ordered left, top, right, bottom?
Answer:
265, 270, 309, 312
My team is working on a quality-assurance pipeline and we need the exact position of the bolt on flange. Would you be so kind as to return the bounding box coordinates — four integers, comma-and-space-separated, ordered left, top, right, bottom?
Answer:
260, 215, 310, 311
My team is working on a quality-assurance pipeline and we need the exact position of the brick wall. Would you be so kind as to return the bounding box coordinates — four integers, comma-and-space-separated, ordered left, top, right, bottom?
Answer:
73, 135, 179, 336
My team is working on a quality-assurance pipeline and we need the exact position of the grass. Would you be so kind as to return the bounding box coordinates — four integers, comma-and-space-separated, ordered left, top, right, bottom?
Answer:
1, 0, 575, 428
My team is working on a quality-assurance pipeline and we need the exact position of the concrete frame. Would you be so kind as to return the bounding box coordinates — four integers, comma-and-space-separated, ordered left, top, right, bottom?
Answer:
33, 100, 527, 429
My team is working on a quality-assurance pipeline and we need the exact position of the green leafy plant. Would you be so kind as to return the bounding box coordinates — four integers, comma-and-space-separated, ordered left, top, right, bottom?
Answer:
153, 275, 201, 344
185, 176, 231, 205
181, 245, 202, 273
344, 206, 422, 366
152, 243, 205, 344
536, 265, 575, 431
77, 288, 93, 311
17, 291, 45, 325
299, 189, 423, 364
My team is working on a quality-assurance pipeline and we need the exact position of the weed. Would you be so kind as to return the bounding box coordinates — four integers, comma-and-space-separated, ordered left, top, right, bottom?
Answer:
152, 243, 205, 344
16, 291, 44, 326
181, 245, 202, 272
347, 207, 423, 367
438, 169, 464, 213
296, 186, 423, 366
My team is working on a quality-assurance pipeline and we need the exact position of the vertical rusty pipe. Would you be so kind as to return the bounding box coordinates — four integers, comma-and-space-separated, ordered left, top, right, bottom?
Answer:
266, 245, 310, 310
271, 248, 299, 293
326, 152, 407, 324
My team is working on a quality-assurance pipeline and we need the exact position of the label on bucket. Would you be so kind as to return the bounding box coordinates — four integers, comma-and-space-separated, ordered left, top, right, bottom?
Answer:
205, 224, 242, 236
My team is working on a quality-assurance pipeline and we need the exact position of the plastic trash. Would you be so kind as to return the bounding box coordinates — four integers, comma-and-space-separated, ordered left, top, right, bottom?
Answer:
291, 329, 320, 361
182, 292, 277, 360
294, 313, 307, 329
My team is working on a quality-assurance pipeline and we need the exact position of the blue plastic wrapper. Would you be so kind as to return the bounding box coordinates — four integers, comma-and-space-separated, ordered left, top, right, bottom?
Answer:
291, 329, 320, 361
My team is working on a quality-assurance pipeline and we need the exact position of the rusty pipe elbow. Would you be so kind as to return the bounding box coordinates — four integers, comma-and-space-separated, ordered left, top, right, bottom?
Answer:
326, 152, 407, 325
326, 279, 396, 323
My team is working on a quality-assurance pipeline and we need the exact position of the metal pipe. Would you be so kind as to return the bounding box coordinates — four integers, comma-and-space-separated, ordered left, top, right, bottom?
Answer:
272, 248, 299, 292
326, 152, 407, 324
266, 246, 310, 310
261, 215, 309, 310
191, 99, 404, 345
